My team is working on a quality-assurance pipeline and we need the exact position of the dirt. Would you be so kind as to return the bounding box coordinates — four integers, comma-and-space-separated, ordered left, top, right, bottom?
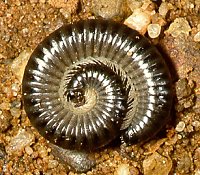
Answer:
0, 0, 199, 174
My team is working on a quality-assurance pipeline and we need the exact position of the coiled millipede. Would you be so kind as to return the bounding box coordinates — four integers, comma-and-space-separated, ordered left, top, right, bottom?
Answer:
22, 19, 172, 153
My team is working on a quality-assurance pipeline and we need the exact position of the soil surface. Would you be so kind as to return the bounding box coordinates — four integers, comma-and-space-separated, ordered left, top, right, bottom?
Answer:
0, 0, 199, 175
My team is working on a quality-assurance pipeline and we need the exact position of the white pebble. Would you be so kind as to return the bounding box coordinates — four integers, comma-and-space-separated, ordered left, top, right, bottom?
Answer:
195, 169, 200, 175
114, 164, 130, 175
147, 24, 161, 38
178, 134, 182, 139
175, 121, 185, 132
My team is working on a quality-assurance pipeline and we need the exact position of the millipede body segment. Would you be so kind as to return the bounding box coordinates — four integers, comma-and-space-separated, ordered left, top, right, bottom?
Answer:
22, 19, 173, 151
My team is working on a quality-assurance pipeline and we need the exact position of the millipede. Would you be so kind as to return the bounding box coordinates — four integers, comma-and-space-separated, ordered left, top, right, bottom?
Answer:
22, 19, 173, 152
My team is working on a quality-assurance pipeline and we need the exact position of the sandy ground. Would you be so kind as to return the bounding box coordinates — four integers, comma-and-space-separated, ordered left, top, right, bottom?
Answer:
0, 0, 199, 174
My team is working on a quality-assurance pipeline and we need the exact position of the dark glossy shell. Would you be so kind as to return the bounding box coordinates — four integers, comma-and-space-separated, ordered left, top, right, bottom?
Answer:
22, 19, 172, 151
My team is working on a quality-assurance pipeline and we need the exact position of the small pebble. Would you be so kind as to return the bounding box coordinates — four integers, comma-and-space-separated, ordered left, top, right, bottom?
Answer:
195, 169, 200, 175
194, 148, 200, 168
11, 100, 21, 109
6, 129, 35, 155
48, 159, 59, 169
194, 32, 200, 42
0, 102, 11, 110
177, 134, 182, 139
114, 164, 130, 175
192, 121, 200, 131
30, 0, 38, 3
176, 152, 191, 173
10, 107, 21, 118
91, 0, 128, 19
165, 18, 191, 37
175, 78, 192, 100
186, 125, 194, 133
176, 121, 186, 132
126, 0, 142, 12
143, 152, 172, 175
2, 87, 12, 98
38, 146, 48, 158
197, 24, 200, 31
24, 172, 33, 175
11, 83, 20, 96
124, 9, 151, 34
183, 95, 195, 108
25, 146, 34, 155
147, 24, 161, 38
0, 110, 12, 132
158, 2, 170, 17
22, 28, 29, 36
11, 50, 32, 83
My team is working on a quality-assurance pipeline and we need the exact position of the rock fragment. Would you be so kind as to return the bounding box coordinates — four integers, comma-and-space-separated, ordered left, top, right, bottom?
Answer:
165, 18, 191, 37
175, 121, 186, 132
11, 50, 31, 83
176, 152, 191, 174
91, 0, 130, 20
158, 2, 172, 17
147, 24, 161, 38
114, 164, 130, 175
0, 110, 12, 132
24, 146, 33, 155
175, 78, 192, 100
124, 9, 151, 34
6, 129, 35, 156
143, 152, 172, 175
194, 32, 200, 42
